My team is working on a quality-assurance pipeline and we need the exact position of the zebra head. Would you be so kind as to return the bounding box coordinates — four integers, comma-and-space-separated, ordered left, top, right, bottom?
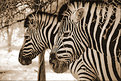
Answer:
19, 12, 45, 65
48, 9, 84, 73
49, 5, 85, 63
18, 11, 69, 72
49, 1, 86, 71
19, 26, 41, 65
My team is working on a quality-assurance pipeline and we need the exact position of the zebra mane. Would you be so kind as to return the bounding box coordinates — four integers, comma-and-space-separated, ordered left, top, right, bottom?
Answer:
24, 10, 63, 28
58, 0, 103, 12
58, 0, 120, 18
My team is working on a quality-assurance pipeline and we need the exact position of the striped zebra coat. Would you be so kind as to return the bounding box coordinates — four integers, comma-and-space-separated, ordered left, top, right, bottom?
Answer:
49, 0, 121, 81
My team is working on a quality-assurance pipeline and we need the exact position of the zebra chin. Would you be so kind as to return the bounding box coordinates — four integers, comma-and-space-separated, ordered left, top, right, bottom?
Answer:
19, 58, 32, 65
18, 50, 32, 65
49, 53, 69, 73
49, 60, 69, 73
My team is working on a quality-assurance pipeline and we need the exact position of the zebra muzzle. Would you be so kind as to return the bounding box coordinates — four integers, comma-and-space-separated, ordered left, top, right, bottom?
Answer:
49, 52, 69, 73
18, 50, 32, 65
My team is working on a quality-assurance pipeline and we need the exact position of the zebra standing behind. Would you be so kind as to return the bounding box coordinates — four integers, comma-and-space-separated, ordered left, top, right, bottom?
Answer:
49, 0, 121, 81
18, 11, 69, 73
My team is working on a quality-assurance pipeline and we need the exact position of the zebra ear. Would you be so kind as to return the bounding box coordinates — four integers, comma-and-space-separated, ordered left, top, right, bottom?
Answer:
71, 8, 84, 23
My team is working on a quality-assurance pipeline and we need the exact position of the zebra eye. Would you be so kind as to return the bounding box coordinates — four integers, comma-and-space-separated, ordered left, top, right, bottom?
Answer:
24, 36, 30, 39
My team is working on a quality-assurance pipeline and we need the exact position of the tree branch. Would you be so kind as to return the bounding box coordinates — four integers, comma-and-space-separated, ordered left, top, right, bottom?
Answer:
0, 18, 25, 30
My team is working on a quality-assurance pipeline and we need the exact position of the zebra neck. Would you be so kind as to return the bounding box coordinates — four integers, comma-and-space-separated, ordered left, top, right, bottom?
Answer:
39, 16, 60, 50
74, 23, 89, 50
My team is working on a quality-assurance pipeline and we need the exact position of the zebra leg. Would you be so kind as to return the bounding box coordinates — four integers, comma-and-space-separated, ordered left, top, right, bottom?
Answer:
38, 51, 46, 81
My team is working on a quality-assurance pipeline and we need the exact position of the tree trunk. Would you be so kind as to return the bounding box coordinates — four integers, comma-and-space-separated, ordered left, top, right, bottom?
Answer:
38, 51, 46, 81
6, 21, 13, 52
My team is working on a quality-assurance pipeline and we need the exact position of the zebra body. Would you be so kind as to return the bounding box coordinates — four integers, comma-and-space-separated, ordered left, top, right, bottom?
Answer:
19, 11, 68, 73
49, 0, 121, 80
70, 48, 120, 81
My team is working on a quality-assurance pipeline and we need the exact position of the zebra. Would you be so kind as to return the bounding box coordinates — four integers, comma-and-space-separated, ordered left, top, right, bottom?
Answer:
50, 29, 121, 81
18, 10, 69, 74
49, 0, 121, 80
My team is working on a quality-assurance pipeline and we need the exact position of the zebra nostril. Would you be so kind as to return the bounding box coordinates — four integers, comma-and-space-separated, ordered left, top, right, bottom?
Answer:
22, 60, 26, 65
50, 52, 56, 59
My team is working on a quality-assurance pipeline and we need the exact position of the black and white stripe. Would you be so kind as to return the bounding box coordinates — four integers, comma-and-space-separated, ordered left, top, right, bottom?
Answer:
69, 48, 120, 81
50, 0, 121, 80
